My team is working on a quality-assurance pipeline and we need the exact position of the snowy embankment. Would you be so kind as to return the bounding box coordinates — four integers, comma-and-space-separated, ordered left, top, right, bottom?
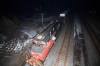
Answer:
0, 30, 35, 53
73, 15, 86, 66
74, 15, 82, 38
0, 16, 55, 53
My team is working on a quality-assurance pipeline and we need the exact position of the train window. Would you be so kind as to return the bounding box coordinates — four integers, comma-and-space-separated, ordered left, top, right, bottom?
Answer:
36, 34, 45, 40
37, 35, 42, 39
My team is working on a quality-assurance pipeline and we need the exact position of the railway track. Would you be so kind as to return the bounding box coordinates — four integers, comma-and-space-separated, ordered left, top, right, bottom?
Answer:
81, 20, 100, 66
84, 23, 100, 55
43, 16, 74, 66
74, 14, 100, 66
54, 20, 72, 66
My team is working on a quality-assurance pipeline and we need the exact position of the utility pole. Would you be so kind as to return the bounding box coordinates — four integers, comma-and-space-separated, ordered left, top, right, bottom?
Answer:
41, 14, 43, 29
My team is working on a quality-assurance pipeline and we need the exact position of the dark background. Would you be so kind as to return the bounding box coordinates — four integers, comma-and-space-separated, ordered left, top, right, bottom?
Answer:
0, 0, 99, 17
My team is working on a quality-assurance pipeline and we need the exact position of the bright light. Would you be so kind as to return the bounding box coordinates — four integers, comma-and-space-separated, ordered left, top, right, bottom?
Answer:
60, 14, 65, 17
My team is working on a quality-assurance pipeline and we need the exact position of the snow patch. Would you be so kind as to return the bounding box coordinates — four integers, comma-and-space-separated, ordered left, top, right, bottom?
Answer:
21, 28, 37, 38
74, 16, 82, 38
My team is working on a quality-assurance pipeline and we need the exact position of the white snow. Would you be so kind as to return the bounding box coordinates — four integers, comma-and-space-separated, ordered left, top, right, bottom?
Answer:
74, 15, 82, 37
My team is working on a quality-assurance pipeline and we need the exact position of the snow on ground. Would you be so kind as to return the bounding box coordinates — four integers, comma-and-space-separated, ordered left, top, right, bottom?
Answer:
21, 27, 37, 39
74, 15, 82, 38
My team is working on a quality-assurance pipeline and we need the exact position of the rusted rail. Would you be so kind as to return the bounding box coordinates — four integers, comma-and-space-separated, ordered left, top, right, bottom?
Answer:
54, 20, 72, 66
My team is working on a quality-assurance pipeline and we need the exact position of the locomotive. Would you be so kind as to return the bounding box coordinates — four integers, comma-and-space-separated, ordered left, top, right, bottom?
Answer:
25, 19, 62, 66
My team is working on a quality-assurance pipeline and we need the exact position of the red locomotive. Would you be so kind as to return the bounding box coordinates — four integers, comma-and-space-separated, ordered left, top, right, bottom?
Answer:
26, 21, 61, 66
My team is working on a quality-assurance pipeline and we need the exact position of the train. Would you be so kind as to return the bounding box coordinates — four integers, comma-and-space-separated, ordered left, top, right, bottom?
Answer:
25, 19, 62, 66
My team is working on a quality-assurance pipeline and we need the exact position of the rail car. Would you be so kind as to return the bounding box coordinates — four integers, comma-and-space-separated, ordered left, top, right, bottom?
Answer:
25, 20, 62, 66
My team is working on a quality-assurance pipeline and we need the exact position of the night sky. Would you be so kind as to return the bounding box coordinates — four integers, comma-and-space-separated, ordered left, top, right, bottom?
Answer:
0, 0, 99, 16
